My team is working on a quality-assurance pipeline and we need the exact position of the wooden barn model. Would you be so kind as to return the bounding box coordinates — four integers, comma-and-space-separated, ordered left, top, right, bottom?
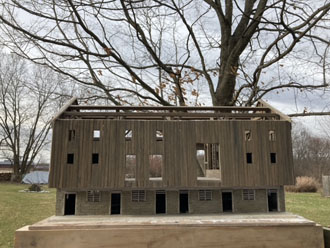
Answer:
49, 98, 294, 216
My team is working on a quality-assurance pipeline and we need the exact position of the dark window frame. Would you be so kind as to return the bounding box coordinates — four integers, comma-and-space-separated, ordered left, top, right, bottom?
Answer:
199, 190, 212, 201
246, 153, 253, 164
132, 190, 146, 202
270, 153, 277, 164
242, 189, 255, 200
92, 153, 99, 164
67, 153, 74, 164
87, 190, 101, 202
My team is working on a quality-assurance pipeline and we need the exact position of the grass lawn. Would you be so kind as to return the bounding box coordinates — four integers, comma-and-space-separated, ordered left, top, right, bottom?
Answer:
286, 192, 330, 227
0, 183, 56, 248
0, 184, 330, 248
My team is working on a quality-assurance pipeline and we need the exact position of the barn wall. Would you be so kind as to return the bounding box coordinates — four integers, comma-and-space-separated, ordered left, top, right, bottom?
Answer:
233, 189, 268, 213
49, 120, 294, 189
76, 191, 110, 215
121, 190, 155, 215
189, 190, 222, 214
166, 191, 179, 214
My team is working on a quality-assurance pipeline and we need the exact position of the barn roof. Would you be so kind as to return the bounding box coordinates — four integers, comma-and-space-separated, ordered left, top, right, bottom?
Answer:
52, 97, 291, 122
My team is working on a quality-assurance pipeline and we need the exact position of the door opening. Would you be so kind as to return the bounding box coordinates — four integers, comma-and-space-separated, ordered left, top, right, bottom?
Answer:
111, 193, 121, 215
179, 191, 189, 213
222, 192, 233, 212
156, 191, 166, 214
267, 190, 278, 212
64, 193, 76, 215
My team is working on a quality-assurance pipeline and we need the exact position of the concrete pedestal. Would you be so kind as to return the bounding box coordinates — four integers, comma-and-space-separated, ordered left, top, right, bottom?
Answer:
15, 213, 324, 248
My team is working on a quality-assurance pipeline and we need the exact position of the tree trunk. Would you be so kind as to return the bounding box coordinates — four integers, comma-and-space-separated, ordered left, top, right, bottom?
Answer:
214, 57, 239, 106
214, 74, 237, 106
11, 155, 20, 182
11, 173, 22, 182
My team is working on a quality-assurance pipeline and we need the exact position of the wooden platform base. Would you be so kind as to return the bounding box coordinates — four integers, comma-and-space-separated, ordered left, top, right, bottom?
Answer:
15, 213, 324, 248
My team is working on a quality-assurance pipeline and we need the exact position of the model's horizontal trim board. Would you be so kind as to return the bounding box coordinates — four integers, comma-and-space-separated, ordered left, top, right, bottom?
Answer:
49, 99, 288, 121
67, 105, 272, 111
61, 111, 280, 120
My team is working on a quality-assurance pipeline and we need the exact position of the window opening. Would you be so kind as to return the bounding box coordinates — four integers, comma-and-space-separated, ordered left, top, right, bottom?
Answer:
270, 153, 277, 163
199, 190, 212, 201
246, 153, 253, 164
245, 130, 252, 141
92, 153, 99, 164
132, 190, 146, 202
156, 130, 163, 141
196, 143, 221, 180
149, 154, 163, 179
242, 189, 255, 200
87, 191, 101, 202
67, 153, 74, 164
93, 130, 100, 140
68, 130, 75, 141
125, 155, 136, 180
125, 129, 132, 141
269, 130, 276, 141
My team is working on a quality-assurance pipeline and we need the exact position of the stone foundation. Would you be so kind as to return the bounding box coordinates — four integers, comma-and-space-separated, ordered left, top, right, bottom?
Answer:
56, 187, 285, 215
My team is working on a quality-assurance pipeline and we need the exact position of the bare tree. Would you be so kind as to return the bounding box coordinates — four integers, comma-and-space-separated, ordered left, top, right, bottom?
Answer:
0, 53, 59, 181
292, 123, 330, 181
0, 1, 329, 106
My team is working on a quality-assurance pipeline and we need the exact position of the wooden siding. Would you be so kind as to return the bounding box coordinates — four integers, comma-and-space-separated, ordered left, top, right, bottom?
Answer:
49, 120, 294, 189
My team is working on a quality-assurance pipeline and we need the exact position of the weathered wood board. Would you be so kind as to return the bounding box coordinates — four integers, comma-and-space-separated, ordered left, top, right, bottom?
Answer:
322, 176, 330, 197
324, 227, 330, 248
